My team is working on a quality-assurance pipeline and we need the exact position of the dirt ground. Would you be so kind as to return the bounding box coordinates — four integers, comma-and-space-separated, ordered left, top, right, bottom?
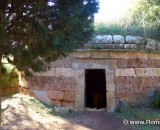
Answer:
1, 94, 134, 130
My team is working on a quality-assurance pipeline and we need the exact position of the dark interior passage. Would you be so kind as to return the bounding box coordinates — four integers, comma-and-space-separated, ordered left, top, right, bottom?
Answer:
85, 69, 106, 109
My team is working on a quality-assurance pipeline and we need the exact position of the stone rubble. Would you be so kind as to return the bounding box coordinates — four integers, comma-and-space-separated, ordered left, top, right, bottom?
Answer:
113, 35, 125, 44
86, 35, 160, 50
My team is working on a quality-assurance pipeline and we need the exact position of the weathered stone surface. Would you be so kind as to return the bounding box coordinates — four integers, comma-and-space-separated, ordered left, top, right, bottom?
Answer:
107, 91, 116, 112
106, 74, 114, 84
128, 52, 148, 59
64, 92, 75, 101
75, 69, 85, 109
153, 60, 160, 68
92, 35, 110, 43
107, 91, 115, 98
125, 36, 143, 44
73, 51, 91, 59
115, 76, 160, 101
146, 38, 157, 46
27, 76, 39, 89
150, 68, 160, 76
50, 99, 62, 106
124, 44, 130, 49
49, 55, 74, 68
72, 60, 109, 69
104, 44, 116, 49
106, 74, 115, 92
135, 68, 160, 77
89, 35, 113, 44
125, 35, 136, 44
46, 68, 56, 76
101, 35, 113, 43
145, 45, 156, 50
24, 48, 160, 112
64, 84, 76, 92
116, 59, 128, 68
34, 68, 55, 76
117, 59, 160, 68
113, 35, 125, 44
115, 68, 136, 77
53, 107, 69, 113
148, 53, 160, 59
48, 77, 76, 91
92, 35, 102, 43
107, 84, 115, 92
55, 68, 75, 77
107, 91, 115, 110
127, 59, 141, 68
114, 44, 124, 49
108, 51, 129, 59
130, 44, 137, 49
91, 51, 108, 59
124, 44, 135, 49
36, 82, 50, 91
48, 91, 64, 100
62, 101, 74, 108
39, 76, 49, 83
115, 91, 128, 99
33, 90, 50, 105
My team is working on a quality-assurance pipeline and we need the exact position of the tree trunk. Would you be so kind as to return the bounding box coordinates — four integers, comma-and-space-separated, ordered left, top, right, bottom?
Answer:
0, 55, 2, 129
0, 86, 1, 129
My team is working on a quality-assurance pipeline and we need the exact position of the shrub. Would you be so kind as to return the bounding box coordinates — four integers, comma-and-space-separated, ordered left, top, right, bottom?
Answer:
0, 63, 19, 88
150, 89, 160, 109
94, 23, 126, 36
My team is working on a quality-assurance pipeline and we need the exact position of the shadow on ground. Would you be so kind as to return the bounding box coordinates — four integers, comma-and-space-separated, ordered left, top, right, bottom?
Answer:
1, 94, 135, 130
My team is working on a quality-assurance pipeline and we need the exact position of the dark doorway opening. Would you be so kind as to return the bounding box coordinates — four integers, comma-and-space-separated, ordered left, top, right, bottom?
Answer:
85, 69, 106, 109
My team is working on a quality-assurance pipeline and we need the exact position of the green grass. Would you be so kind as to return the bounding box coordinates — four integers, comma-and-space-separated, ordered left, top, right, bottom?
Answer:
9, 94, 78, 117
10, 94, 53, 114
52, 108, 78, 117
115, 108, 160, 130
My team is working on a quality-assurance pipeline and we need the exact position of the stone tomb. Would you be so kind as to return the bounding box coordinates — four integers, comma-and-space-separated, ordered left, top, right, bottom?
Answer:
19, 50, 160, 112
19, 35, 160, 112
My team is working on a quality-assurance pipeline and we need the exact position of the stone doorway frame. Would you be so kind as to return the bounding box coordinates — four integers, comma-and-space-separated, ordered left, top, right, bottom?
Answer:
72, 60, 116, 112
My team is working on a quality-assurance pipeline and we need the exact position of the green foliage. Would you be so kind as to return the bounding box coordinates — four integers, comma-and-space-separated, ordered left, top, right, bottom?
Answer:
150, 89, 160, 109
131, 0, 160, 28
94, 0, 160, 40
130, 0, 160, 39
0, 0, 98, 73
0, 63, 18, 88
94, 23, 126, 36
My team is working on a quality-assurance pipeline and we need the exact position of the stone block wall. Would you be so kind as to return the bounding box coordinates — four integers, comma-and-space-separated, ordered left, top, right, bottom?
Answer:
115, 58, 160, 103
73, 51, 160, 108
19, 50, 160, 111
20, 55, 76, 108
27, 75, 76, 108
